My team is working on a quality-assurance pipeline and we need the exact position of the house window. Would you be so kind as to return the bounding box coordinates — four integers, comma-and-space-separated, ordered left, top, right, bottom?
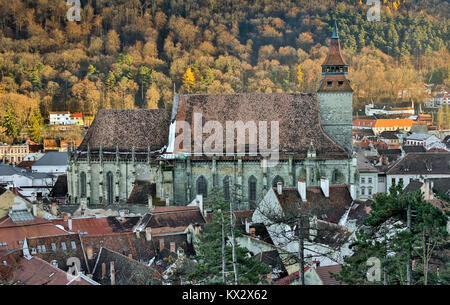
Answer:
17, 240, 24, 245
327, 81, 332, 87
368, 177, 372, 184
197, 176, 208, 199
248, 176, 257, 209
361, 187, 365, 195
272, 175, 284, 188
51, 243, 57, 251
71, 241, 76, 250
361, 177, 366, 184
368, 188, 373, 195
378, 177, 384, 183
61, 242, 67, 251
338, 81, 344, 86
223, 176, 230, 202
0, 242, 7, 247
392, 178, 396, 185
37, 245, 46, 253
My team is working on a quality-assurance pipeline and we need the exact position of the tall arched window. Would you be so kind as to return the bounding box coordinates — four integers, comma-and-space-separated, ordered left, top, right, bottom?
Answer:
106, 171, 114, 204
272, 175, 284, 188
80, 172, 86, 198
197, 176, 208, 199
223, 176, 230, 202
332, 169, 340, 184
248, 176, 257, 208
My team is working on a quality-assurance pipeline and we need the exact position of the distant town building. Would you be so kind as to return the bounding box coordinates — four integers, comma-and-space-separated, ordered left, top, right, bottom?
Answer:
31, 152, 68, 175
373, 119, 414, 135
0, 143, 29, 164
404, 133, 441, 150
71, 113, 84, 125
365, 101, 415, 116
49, 112, 71, 125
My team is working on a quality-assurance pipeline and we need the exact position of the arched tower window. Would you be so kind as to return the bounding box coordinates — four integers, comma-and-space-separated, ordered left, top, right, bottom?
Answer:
80, 172, 86, 198
106, 171, 114, 204
223, 176, 230, 202
248, 176, 257, 209
197, 176, 208, 199
272, 175, 284, 188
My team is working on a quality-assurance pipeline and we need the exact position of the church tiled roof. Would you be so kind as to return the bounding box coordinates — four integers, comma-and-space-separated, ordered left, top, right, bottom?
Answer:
78, 109, 171, 152
172, 93, 348, 158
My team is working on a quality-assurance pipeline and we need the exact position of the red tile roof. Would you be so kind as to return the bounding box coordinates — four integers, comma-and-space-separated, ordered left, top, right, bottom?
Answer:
0, 221, 68, 250
51, 216, 140, 236
0, 254, 92, 285
315, 264, 344, 285
275, 267, 310, 285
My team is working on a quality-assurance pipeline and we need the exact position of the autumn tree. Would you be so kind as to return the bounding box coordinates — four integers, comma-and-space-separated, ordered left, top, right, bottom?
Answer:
183, 66, 196, 93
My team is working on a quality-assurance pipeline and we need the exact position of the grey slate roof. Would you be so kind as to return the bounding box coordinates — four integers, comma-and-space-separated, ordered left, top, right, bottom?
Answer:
387, 153, 450, 175
0, 164, 52, 179
32, 152, 67, 167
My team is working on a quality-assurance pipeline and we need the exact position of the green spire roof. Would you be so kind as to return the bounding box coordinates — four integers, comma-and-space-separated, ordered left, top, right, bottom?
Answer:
331, 20, 339, 39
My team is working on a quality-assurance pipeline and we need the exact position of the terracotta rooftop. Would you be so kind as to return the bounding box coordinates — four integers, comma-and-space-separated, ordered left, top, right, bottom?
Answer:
273, 185, 353, 223
0, 253, 94, 285
315, 264, 344, 285
0, 220, 67, 250
78, 109, 171, 152
52, 216, 141, 236
173, 93, 348, 158
322, 34, 347, 66
374, 119, 414, 128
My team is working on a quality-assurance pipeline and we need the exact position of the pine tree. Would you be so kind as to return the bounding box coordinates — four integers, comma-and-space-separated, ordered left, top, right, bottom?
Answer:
1, 106, 18, 140
334, 183, 448, 285
183, 66, 196, 93
29, 109, 44, 143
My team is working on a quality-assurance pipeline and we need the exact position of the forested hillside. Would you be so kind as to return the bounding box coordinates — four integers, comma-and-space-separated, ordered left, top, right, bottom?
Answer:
0, 0, 448, 143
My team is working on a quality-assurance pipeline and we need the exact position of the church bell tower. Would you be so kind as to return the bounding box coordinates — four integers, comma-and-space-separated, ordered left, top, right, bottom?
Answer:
317, 21, 353, 153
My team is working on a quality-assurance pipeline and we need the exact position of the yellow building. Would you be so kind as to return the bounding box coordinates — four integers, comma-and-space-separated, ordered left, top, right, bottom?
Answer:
71, 113, 84, 126
83, 114, 95, 127
373, 119, 414, 135
0, 143, 29, 164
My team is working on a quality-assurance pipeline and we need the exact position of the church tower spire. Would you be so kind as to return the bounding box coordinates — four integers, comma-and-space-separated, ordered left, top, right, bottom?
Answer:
317, 21, 353, 153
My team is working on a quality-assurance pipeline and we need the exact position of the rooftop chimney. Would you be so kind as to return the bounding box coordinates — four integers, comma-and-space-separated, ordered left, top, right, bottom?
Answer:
159, 238, 165, 251
51, 202, 57, 216
165, 197, 170, 206
51, 260, 58, 268
32, 203, 37, 217
148, 195, 153, 210
128, 254, 133, 259
68, 217, 73, 231
350, 184, 356, 200
320, 177, 329, 198
110, 262, 115, 285
245, 218, 250, 234
63, 213, 68, 222
101, 263, 106, 278
170, 242, 176, 253
277, 181, 283, 195
145, 227, 152, 241
249, 227, 256, 236
298, 179, 307, 202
